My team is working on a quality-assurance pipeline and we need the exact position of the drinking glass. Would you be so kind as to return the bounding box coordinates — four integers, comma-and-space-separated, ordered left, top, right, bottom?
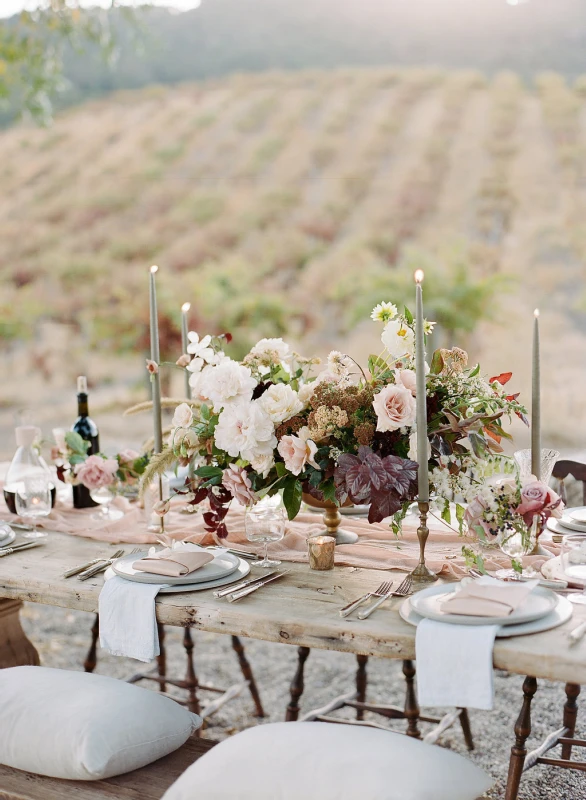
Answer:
15, 476, 51, 539
245, 506, 286, 567
90, 485, 124, 522
514, 448, 560, 484
561, 534, 586, 605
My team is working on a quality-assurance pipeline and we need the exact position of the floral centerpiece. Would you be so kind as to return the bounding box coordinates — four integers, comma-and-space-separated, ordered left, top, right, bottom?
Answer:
463, 475, 563, 570
52, 430, 148, 491
144, 300, 526, 541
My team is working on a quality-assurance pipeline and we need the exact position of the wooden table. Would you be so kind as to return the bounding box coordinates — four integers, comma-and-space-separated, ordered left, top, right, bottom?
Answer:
0, 533, 585, 799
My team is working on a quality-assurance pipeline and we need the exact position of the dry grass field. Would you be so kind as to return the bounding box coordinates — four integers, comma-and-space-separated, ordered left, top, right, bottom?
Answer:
1, 67, 586, 457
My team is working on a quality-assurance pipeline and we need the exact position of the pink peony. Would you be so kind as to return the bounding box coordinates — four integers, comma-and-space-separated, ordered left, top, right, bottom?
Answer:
277, 427, 320, 476
75, 455, 118, 491
515, 480, 563, 527
372, 384, 417, 432
222, 464, 258, 507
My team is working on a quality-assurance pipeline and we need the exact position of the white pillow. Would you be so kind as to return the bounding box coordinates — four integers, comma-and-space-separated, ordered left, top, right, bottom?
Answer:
0, 666, 201, 780
163, 721, 492, 800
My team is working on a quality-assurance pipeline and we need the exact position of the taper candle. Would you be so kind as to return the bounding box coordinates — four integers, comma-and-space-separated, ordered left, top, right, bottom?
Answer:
181, 302, 191, 400
149, 265, 163, 454
415, 270, 429, 502
531, 308, 541, 480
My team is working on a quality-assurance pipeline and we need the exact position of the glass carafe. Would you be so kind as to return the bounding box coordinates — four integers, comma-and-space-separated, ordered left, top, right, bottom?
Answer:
4, 426, 56, 514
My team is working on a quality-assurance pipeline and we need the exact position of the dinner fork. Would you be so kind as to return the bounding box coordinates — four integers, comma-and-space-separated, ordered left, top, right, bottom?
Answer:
63, 548, 125, 579
77, 548, 128, 581
357, 575, 413, 620
339, 581, 393, 618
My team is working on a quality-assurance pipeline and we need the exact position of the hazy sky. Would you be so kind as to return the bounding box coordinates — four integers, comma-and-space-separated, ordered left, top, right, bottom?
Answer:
0, 1, 201, 17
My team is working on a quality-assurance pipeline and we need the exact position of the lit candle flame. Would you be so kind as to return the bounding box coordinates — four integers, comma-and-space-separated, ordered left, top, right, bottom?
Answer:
150, 265, 158, 274
414, 269, 424, 284
534, 308, 540, 318
181, 302, 191, 313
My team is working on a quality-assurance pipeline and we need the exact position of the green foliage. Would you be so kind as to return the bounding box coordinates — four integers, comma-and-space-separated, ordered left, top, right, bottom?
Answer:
283, 476, 303, 520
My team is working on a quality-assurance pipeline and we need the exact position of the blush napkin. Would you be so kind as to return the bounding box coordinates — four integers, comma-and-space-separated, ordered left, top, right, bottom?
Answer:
415, 576, 538, 711
133, 548, 213, 577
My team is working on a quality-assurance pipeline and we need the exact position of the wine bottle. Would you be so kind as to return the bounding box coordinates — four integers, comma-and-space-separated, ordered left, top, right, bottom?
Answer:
72, 376, 100, 509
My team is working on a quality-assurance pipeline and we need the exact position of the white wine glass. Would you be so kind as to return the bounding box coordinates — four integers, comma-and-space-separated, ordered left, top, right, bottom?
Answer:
15, 476, 51, 539
245, 506, 286, 568
561, 534, 586, 605
495, 515, 539, 579
90, 485, 124, 522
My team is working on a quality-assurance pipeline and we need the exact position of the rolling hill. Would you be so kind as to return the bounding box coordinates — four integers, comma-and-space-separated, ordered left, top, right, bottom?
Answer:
1, 67, 585, 453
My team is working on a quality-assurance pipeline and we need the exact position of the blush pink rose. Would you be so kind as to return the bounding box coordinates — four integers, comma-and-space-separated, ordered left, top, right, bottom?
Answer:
515, 480, 563, 527
118, 449, 140, 464
395, 369, 417, 396
222, 464, 258, 507
277, 426, 320, 476
372, 384, 417, 432
75, 455, 118, 491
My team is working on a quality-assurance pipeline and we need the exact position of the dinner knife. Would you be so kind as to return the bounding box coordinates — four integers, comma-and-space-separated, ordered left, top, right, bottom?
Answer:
0, 542, 43, 557
0, 541, 45, 554
226, 571, 289, 602
213, 571, 277, 599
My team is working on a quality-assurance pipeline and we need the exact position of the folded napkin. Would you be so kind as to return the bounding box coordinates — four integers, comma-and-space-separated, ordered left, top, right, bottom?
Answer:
416, 577, 539, 711
439, 576, 538, 618
99, 576, 162, 662
416, 619, 499, 710
133, 547, 214, 577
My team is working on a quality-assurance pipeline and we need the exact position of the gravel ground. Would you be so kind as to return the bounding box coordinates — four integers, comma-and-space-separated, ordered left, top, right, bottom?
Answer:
20, 604, 586, 799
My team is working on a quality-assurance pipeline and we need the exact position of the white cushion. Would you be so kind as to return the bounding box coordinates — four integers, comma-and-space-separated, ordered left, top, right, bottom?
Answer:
0, 666, 201, 780
162, 721, 492, 800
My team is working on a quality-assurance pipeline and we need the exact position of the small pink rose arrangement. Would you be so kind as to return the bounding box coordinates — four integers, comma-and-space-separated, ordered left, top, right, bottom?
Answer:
465, 475, 563, 543
75, 455, 119, 491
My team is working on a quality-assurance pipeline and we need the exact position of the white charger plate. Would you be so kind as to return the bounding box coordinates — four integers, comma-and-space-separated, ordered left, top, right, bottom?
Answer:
542, 555, 586, 588
0, 529, 16, 547
104, 558, 251, 594
303, 503, 370, 517
400, 594, 573, 638
410, 582, 558, 627
112, 547, 240, 586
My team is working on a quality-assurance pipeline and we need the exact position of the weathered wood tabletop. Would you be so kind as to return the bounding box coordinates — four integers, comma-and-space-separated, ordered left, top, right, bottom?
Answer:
0, 532, 584, 684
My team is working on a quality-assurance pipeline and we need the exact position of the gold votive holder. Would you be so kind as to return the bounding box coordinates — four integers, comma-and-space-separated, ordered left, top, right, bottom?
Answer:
308, 535, 335, 570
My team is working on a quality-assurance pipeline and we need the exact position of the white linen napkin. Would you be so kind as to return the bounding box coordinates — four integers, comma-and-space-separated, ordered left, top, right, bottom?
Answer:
416, 619, 499, 710
99, 576, 164, 662
415, 577, 539, 711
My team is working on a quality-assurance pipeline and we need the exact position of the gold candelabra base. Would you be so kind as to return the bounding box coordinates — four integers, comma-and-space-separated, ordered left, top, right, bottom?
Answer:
409, 501, 437, 583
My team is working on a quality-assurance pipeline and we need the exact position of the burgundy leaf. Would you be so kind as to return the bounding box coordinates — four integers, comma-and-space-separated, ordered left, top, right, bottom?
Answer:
203, 511, 216, 528
215, 522, 229, 539
381, 455, 419, 497
362, 450, 388, 491
368, 487, 403, 523
345, 462, 373, 503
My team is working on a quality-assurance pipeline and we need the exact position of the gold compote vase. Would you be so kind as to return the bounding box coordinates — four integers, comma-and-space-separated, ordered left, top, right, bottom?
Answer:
301, 493, 359, 545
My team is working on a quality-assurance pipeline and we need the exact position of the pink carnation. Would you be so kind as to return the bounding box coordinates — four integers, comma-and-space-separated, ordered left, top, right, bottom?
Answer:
75, 455, 119, 491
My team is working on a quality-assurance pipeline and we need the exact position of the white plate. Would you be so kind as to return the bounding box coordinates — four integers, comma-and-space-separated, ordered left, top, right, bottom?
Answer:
542, 555, 586, 588
547, 508, 586, 534
104, 559, 251, 593
410, 582, 558, 626
400, 594, 573, 638
0, 529, 16, 547
569, 508, 586, 524
112, 547, 241, 585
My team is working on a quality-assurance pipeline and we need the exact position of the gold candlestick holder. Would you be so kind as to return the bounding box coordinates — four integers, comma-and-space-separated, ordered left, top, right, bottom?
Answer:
409, 501, 436, 583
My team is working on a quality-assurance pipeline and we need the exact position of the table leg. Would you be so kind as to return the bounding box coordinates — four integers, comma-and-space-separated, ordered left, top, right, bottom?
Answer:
286, 646, 310, 721
505, 676, 538, 800
561, 683, 580, 761
355, 655, 368, 721
402, 660, 421, 739
0, 599, 40, 668
231, 635, 265, 718
83, 614, 100, 673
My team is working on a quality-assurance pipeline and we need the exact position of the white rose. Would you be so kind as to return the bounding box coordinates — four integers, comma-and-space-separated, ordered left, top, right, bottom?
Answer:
250, 451, 275, 478
172, 402, 193, 428
249, 337, 290, 362
297, 382, 315, 406
258, 383, 303, 423
381, 320, 415, 359
199, 359, 257, 412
